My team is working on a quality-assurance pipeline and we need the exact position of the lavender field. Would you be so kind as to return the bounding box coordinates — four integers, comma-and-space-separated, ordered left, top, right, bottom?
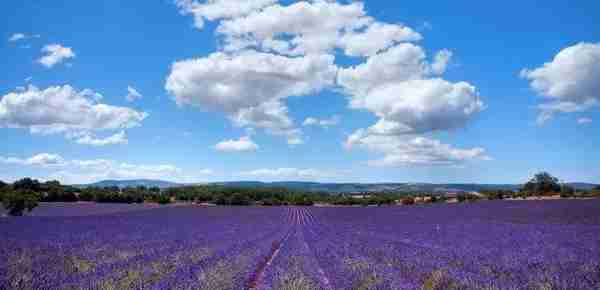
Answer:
1, 200, 600, 290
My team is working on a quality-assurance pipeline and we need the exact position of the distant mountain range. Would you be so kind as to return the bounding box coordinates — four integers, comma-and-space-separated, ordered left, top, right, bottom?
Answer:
77, 179, 182, 189
76, 179, 599, 193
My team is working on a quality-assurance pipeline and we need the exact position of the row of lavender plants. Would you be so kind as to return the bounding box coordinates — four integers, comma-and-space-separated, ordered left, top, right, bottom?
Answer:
2, 200, 600, 289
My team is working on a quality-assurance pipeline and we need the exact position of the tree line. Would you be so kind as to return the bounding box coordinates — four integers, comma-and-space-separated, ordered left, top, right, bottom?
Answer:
479, 172, 600, 200
2, 172, 600, 216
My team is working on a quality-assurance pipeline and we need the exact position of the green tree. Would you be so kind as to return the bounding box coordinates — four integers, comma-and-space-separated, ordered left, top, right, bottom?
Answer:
0, 180, 7, 201
560, 185, 575, 198
13, 178, 41, 192
230, 192, 252, 206
521, 172, 561, 196
2, 189, 39, 216
156, 194, 171, 205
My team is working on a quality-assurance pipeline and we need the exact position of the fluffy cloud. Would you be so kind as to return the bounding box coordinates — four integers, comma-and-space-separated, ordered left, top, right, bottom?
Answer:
166, 51, 336, 144
345, 130, 489, 167
335, 39, 483, 167
0, 85, 147, 145
336, 42, 483, 166
240, 167, 343, 181
338, 43, 447, 98
176, 0, 277, 29
172, 0, 485, 164
339, 22, 422, 57
357, 79, 484, 135
303, 115, 340, 128
521, 42, 600, 123
125, 86, 143, 102
217, 1, 369, 55
38, 44, 75, 68
0, 153, 212, 184
215, 136, 259, 152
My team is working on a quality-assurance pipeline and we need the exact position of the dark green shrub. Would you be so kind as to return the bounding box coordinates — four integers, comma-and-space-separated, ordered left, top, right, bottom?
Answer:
156, 195, 171, 205
457, 194, 480, 202
260, 198, 283, 206
560, 186, 575, 198
230, 193, 251, 206
2, 189, 39, 216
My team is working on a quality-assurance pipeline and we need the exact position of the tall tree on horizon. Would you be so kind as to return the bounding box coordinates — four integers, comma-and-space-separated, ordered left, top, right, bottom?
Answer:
522, 172, 561, 196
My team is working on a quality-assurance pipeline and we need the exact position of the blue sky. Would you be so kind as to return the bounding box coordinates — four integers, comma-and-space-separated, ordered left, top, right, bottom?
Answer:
1, 0, 599, 184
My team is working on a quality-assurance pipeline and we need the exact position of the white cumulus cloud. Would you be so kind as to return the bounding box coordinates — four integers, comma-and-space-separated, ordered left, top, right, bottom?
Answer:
166, 51, 336, 144
0, 85, 147, 145
38, 44, 75, 68
356, 79, 484, 135
171, 0, 485, 165
217, 1, 369, 55
215, 136, 259, 152
176, 0, 277, 29
339, 22, 422, 57
337, 43, 450, 98
345, 130, 490, 167
521, 42, 600, 123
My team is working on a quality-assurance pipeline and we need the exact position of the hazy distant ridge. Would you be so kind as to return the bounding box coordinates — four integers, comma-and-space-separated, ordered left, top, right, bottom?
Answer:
77, 180, 599, 193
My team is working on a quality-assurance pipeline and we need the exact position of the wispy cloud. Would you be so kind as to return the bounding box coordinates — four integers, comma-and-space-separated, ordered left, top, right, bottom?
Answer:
8, 33, 40, 42
38, 44, 75, 68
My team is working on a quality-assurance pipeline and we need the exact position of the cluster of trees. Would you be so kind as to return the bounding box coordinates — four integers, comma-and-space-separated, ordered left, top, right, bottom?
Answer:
164, 186, 407, 206
1, 178, 41, 216
164, 185, 328, 206
78, 186, 168, 204
2, 172, 600, 216
480, 172, 600, 200
0, 178, 176, 216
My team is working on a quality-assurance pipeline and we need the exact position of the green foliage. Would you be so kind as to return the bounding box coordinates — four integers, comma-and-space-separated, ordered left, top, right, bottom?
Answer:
230, 192, 251, 206
521, 172, 561, 196
13, 178, 41, 192
40, 180, 79, 202
480, 190, 511, 200
155, 195, 171, 205
560, 185, 575, 198
259, 198, 284, 206
2, 189, 39, 216
0, 180, 7, 201
457, 194, 480, 203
